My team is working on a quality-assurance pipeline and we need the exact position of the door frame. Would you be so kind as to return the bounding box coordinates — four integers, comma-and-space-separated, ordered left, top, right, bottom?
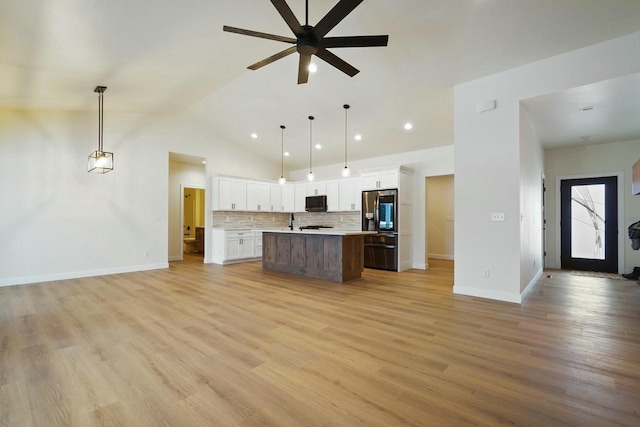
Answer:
554, 171, 624, 273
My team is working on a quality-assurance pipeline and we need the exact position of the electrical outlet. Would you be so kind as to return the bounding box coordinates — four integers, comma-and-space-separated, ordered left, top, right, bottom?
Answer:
144, 250, 150, 258
491, 212, 505, 222
483, 269, 490, 278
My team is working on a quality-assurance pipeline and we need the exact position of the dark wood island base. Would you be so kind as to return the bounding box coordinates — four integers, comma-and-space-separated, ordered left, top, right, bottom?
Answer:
262, 231, 365, 283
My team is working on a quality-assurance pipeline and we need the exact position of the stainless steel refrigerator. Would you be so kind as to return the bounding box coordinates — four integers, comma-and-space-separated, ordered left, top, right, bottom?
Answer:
361, 189, 398, 271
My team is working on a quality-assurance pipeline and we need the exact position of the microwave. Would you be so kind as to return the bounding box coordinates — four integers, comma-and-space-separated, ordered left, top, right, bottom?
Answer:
305, 195, 327, 212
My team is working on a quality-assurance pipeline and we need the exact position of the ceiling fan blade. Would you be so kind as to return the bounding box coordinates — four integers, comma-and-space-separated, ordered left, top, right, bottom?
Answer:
315, 48, 359, 77
223, 26, 296, 43
248, 46, 298, 70
320, 35, 389, 48
314, 0, 364, 38
271, 0, 305, 38
298, 54, 312, 84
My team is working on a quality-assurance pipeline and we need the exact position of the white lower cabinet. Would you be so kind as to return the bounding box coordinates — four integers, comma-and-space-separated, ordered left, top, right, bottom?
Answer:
212, 229, 261, 264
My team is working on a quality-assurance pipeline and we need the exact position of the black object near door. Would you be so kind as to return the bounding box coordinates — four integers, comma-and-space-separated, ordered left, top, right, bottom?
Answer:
362, 189, 399, 271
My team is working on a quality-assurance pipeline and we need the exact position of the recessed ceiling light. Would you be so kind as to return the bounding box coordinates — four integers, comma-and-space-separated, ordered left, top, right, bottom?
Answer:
579, 106, 596, 112
354, 134, 362, 141
309, 63, 317, 73
404, 122, 413, 130
315, 144, 322, 149
251, 133, 258, 139
284, 151, 290, 157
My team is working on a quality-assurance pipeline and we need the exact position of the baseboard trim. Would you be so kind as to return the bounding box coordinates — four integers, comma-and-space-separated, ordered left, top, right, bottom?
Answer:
520, 268, 543, 302
168, 255, 182, 262
0, 263, 169, 288
453, 285, 522, 304
412, 262, 427, 270
428, 253, 454, 260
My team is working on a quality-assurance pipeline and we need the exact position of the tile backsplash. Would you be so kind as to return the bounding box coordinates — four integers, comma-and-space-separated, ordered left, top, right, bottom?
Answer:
212, 211, 361, 230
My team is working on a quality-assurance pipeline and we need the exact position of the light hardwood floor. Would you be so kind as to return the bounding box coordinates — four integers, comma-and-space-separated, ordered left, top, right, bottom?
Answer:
1, 258, 640, 426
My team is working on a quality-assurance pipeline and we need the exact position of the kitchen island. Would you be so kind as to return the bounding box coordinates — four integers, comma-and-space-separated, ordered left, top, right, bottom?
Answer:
262, 230, 376, 283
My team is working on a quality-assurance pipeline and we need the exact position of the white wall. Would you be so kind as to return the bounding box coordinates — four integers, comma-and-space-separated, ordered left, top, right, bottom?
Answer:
453, 31, 640, 303
519, 108, 544, 294
0, 109, 169, 286
290, 145, 455, 269
168, 160, 206, 261
0, 106, 280, 286
544, 138, 640, 273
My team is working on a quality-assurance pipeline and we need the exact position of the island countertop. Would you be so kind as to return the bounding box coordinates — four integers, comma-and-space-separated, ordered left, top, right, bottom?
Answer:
260, 229, 377, 236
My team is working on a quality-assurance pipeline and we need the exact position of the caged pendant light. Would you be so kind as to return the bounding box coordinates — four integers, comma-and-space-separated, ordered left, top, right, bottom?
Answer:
342, 104, 351, 177
278, 125, 286, 184
87, 86, 113, 173
307, 115, 315, 182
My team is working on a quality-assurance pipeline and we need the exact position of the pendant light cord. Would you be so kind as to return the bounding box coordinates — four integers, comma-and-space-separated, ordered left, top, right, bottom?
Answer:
344, 104, 349, 168
280, 125, 285, 177
98, 91, 103, 152
309, 115, 314, 174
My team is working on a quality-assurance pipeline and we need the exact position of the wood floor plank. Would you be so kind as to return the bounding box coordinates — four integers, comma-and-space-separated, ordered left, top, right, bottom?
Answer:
1, 255, 640, 426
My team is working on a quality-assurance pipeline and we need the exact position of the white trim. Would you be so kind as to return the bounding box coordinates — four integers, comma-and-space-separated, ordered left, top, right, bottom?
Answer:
168, 255, 182, 262
554, 172, 625, 273
0, 263, 169, 288
453, 286, 522, 304
520, 268, 543, 302
428, 253, 454, 260
412, 262, 427, 270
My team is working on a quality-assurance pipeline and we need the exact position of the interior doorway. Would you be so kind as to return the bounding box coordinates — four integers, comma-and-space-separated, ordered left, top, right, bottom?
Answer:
560, 176, 618, 272
425, 174, 454, 267
182, 186, 205, 257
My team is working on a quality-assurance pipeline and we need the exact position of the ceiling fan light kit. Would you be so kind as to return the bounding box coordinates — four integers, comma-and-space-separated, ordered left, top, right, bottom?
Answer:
223, 0, 389, 84
88, 86, 114, 174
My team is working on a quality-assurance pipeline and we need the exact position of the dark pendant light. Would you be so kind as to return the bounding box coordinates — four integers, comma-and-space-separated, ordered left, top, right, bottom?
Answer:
342, 104, 351, 177
307, 115, 315, 182
87, 86, 113, 173
278, 125, 286, 184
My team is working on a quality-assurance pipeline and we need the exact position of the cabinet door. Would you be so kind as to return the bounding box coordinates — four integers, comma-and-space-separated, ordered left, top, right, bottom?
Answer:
246, 181, 269, 211
270, 185, 283, 212
239, 237, 255, 258
227, 179, 247, 210
378, 171, 398, 190
294, 183, 307, 212
339, 178, 358, 211
225, 238, 241, 259
361, 174, 379, 191
307, 182, 327, 196
217, 178, 234, 210
282, 185, 295, 212
326, 180, 339, 212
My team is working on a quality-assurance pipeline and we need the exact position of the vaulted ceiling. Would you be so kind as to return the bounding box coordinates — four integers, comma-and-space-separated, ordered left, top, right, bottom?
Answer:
2, 0, 640, 170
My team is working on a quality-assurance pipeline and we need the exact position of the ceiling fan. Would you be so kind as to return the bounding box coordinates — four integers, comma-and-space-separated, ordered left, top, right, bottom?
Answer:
223, 0, 389, 84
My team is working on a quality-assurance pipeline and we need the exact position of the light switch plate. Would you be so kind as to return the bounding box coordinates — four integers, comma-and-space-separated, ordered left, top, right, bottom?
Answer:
491, 212, 505, 222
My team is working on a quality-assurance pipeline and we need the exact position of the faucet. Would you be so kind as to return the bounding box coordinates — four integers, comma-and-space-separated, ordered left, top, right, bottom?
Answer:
289, 213, 295, 230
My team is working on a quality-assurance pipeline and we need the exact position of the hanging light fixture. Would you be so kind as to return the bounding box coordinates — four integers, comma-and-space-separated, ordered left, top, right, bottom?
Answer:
278, 125, 286, 184
88, 86, 113, 173
307, 115, 315, 182
342, 104, 351, 177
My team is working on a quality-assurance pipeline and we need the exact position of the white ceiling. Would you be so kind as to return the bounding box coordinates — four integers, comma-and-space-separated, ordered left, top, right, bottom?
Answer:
2, 0, 640, 171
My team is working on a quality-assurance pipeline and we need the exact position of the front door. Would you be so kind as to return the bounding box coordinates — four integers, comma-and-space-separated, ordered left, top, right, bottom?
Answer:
560, 176, 618, 272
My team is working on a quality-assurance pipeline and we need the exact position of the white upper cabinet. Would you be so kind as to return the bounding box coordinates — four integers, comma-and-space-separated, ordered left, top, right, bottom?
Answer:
213, 177, 247, 211
339, 178, 361, 211
246, 181, 270, 211
361, 170, 399, 191
306, 182, 327, 196
270, 184, 283, 212
282, 185, 295, 212
326, 180, 339, 212
294, 183, 307, 212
